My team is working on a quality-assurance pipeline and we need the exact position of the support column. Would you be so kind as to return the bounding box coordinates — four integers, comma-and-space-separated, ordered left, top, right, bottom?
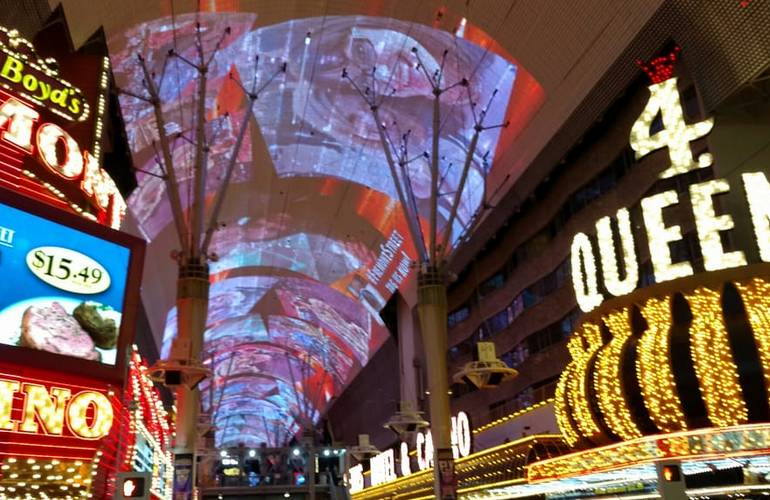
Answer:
172, 260, 209, 498
416, 267, 456, 499
396, 294, 419, 409
302, 430, 316, 500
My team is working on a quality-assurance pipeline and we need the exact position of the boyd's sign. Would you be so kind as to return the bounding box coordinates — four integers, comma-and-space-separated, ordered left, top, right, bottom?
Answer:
0, 377, 114, 440
0, 26, 88, 122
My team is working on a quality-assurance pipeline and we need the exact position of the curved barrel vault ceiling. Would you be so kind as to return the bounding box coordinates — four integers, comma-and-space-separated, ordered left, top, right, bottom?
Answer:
54, 0, 664, 447
110, 11, 529, 446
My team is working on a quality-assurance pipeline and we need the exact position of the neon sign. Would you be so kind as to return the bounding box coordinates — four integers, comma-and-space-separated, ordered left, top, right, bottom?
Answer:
0, 95, 126, 228
123, 349, 174, 499
0, 377, 114, 440
348, 463, 364, 493
0, 26, 89, 122
571, 76, 770, 312
362, 412, 472, 489
415, 411, 472, 470
369, 449, 397, 486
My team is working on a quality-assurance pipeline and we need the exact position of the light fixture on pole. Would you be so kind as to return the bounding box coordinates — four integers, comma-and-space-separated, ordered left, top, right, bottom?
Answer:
349, 434, 380, 462
384, 401, 429, 437
452, 342, 518, 389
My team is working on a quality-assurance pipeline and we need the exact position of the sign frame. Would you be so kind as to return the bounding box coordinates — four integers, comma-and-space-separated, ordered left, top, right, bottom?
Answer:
0, 185, 144, 383
116, 471, 152, 499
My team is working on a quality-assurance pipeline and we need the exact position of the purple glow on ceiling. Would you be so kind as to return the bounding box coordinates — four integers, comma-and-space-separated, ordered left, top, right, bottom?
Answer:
110, 12, 536, 447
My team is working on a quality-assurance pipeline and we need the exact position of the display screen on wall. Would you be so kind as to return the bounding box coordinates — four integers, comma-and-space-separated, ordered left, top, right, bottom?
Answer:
0, 188, 142, 372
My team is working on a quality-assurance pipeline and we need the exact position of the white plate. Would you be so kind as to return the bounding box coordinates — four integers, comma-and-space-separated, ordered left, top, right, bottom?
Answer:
0, 297, 121, 365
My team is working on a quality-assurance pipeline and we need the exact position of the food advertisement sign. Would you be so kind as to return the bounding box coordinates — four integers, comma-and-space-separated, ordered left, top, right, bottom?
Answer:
0, 187, 143, 379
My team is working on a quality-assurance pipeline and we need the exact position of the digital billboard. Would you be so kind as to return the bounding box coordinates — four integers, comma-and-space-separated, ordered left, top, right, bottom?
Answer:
0, 187, 143, 377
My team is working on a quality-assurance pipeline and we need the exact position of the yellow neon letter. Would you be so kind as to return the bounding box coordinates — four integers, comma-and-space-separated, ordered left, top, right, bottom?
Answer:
0, 379, 20, 431
0, 56, 23, 83
67, 391, 114, 439
19, 384, 70, 435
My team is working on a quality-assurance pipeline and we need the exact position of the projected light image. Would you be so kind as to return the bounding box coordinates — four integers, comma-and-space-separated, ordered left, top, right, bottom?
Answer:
112, 12, 541, 447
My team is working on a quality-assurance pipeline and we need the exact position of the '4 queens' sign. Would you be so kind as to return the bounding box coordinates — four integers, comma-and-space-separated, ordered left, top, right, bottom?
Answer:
571, 49, 770, 312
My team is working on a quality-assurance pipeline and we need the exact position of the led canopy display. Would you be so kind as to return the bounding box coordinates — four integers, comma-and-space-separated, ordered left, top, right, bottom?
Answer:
110, 12, 541, 447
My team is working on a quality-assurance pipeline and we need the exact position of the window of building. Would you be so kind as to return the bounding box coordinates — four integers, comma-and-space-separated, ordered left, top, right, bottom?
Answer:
448, 306, 470, 328
501, 308, 578, 369
487, 309, 510, 335
479, 273, 505, 297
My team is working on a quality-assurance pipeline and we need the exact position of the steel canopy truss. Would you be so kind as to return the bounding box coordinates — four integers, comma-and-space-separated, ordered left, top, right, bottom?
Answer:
111, 13, 534, 450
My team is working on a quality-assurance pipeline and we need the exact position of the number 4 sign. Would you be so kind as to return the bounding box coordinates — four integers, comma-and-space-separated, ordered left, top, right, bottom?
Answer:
630, 77, 714, 179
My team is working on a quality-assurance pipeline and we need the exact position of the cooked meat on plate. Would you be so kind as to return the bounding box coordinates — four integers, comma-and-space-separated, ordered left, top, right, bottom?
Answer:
21, 302, 101, 361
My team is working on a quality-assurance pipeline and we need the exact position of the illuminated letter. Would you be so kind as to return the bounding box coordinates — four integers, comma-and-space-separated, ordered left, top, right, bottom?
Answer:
400, 441, 411, 476
0, 56, 23, 83
629, 77, 714, 179
83, 150, 124, 223
596, 208, 639, 297
21, 73, 37, 92
349, 464, 364, 493
19, 384, 70, 434
0, 97, 38, 151
370, 449, 396, 486
68, 98, 80, 115
455, 411, 471, 458
81, 151, 114, 209
641, 190, 693, 283
80, 150, 100, 197
67, 391, 113, 439
735, 279, 770, 404
450, 414, 459, 459
0, 379, 20, 431
571, 232, 603, 312
109, 192, 127, 230
555, 363, 581, 446
97, 172, 120, 211
743, 171, 770, 262
36, 123, 83, 179
416, 432, 427, 471
690, 179, 746, 271
35, 81, 51, 101
50, 88, 69, 108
